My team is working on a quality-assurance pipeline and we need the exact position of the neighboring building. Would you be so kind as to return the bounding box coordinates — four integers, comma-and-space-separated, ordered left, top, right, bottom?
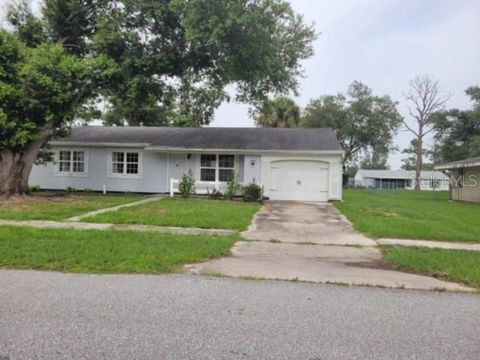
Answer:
354, 169, 449, 191
29, 126, 344, 202
436, 156, 480, 202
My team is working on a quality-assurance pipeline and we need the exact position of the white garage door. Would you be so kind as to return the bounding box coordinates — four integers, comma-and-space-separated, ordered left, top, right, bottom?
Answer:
269, 160, 329, 201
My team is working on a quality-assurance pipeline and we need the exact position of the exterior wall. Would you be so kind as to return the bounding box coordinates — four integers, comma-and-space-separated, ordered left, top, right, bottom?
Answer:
29, 146, 169, 193
29, 146, 343, 200
450, 167, 480, 202
261, 153, 343, 201
30, 148, 245, 193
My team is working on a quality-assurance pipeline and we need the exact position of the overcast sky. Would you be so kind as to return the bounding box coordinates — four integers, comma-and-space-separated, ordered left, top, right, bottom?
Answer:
212, 0, 480, 169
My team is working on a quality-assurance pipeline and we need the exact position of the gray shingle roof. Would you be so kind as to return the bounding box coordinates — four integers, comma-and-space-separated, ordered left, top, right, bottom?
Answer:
435, 156, 480, 170
53, 126, 343, 152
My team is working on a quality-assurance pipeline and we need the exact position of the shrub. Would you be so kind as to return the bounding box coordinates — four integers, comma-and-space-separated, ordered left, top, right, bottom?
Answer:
225, 172, 242, 200
242, 183, 263, 202
208, 189, 224, 200
29, 185, 41, 193
66, 186, 77, 193
178, 170, 196, 198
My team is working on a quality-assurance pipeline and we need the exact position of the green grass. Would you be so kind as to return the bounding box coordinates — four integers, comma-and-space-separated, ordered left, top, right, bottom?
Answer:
0, 226, 237, 273
381, 245, 480, 289
335, 190, 480, 242
87, 197, 261, 231
0, 193, 142, 221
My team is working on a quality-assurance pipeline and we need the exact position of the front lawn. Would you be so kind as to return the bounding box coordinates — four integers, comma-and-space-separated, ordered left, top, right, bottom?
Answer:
87, 197, 261, 231
381, 245, 480, 289
0, 226, 237, 273
336, 190, 480, 242
0, 193, 142, 221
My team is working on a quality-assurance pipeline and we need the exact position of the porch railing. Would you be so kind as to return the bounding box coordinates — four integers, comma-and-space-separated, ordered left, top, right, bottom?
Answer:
170, 178, 256, 197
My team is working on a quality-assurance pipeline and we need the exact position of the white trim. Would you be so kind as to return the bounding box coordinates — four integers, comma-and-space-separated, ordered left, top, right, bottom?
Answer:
106, 149, 144, 179
198, 153, 236, 183
53, 148, 89, 178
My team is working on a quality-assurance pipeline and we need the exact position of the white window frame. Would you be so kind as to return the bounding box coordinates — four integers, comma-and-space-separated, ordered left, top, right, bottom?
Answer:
54, 148, 89, 177
107, 149, 143, 179
199, 154, 236, 182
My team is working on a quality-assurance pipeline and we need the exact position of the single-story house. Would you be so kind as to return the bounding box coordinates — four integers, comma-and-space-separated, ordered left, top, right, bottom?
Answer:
353, 169, 449, 191
435, 156, 480, 202
29, 126, 344, 202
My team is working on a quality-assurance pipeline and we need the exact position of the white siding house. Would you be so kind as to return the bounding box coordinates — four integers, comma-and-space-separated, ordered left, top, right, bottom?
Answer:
30, 126, 344, 202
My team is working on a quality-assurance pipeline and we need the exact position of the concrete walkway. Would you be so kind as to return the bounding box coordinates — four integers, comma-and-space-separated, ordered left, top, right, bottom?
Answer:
65, 195, 165, 222
0, 219, 235, 237
188, 202, 475, 292
378, 238, 480, 251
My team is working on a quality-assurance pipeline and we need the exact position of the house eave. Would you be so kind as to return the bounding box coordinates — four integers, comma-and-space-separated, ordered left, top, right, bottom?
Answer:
144, 146, 345, 156
435, 162, 480, 170
50, 141, 150, 148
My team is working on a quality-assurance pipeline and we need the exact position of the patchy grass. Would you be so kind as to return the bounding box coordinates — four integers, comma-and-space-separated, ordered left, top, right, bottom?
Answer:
381, 245, 480, 289
87, 197, 261, 231
0, 193, 142, 221
0, 226, 237, 273
336, 190, 480, 242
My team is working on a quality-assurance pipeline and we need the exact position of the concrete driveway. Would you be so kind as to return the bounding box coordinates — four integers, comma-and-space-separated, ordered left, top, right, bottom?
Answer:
187, 202, 473, 292
242, 201, 375, 246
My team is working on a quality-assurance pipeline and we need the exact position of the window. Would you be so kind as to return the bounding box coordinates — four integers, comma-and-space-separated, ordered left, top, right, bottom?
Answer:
219, 155, 235, 181
200, 154, 216, 181
200, 154, 235, 182
56, 150, 87, 175
110, 150, 141, 177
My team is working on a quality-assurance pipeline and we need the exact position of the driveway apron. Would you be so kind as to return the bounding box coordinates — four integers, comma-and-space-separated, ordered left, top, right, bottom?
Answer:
187, 201, 473, 292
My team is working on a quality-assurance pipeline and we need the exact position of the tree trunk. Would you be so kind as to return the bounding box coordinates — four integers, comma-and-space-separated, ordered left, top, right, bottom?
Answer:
0, 124, 54, 197
415, 133, 423, 191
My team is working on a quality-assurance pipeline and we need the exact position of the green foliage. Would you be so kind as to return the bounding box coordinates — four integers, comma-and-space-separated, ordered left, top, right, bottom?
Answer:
401, 139, 435, 170
0, 194, 142, 221
0, 29, 117, 153
28, 184, 41, 192
242, 183, 263, 202
336, 190, 480, 243
66, 186, 77, 193
433, 86, 480, 163
88, 197, 261, 231
225, 172, 242, 200
255, 97, 301, 128
208, 189, 224, 200
178, 170, 196, 198
302, 81, 403, 166
382, 246, 480, 289
0, 226, 238, 274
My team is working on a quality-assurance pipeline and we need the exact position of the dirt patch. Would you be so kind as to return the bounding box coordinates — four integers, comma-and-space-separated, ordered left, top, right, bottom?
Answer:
0, 195, 87, 212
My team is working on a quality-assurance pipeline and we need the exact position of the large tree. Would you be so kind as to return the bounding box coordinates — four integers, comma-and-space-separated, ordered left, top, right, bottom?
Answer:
432, 86, 480, 163
0, 30, 115, 195
403, 75, 450, 190
302, 81, 402, 168
1, 0, 316, 195
255, 97, 301, 128
400, 139, 434, 171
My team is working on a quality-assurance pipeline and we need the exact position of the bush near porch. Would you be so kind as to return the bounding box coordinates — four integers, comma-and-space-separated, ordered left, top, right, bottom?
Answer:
336, 190, 480, 243
87, 197, 261, 231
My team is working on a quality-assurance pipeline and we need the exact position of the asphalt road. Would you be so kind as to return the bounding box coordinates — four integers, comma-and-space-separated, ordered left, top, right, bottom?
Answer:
0, 270, 479, 360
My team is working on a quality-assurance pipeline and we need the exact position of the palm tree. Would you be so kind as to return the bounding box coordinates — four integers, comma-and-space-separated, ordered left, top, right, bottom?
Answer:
255, 97, 301, 128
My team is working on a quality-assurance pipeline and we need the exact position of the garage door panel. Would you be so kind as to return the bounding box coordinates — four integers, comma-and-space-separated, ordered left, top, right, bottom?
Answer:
269, 160, 329, 202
